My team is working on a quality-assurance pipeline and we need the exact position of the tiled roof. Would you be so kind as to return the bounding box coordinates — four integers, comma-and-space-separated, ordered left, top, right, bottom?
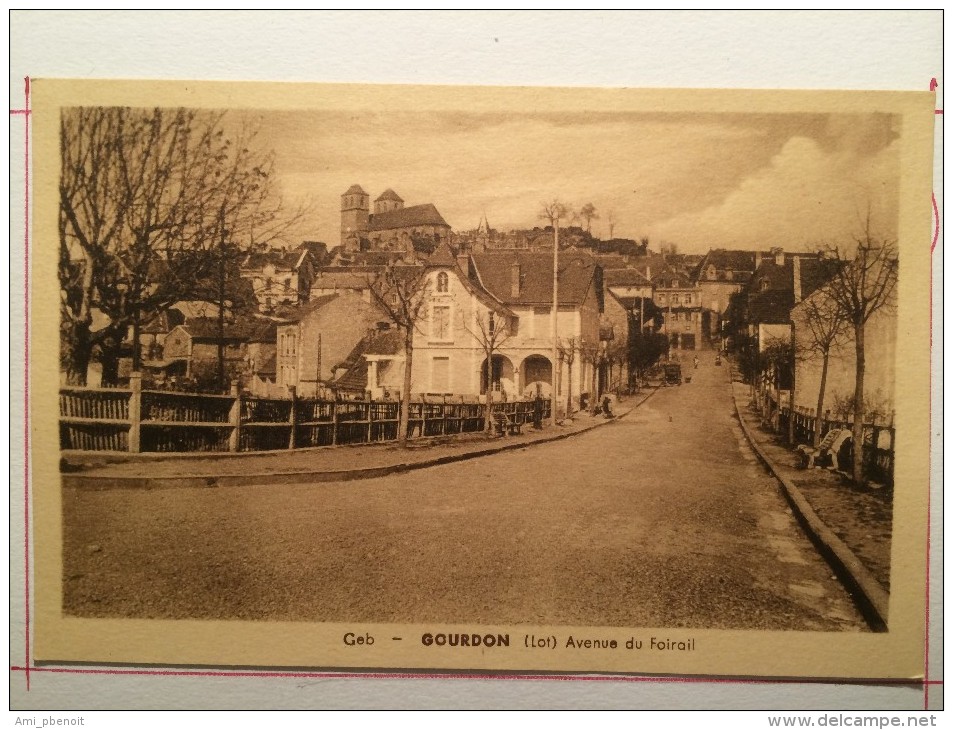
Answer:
141, 309, 185, 334
748, 289, 795, 325
470, 251, 599, 307
331, 329, 404, 393
344, 184, 367, 195
426, 243, 457, 268
375, 188, 404, 202
241, 250, 304, 271
362, 329, 404, 357
604, 268, 652, 287
368, 203, 450, 231
312, 270, 378, 290
180, 317, 275, 342
273, 294, 340, 323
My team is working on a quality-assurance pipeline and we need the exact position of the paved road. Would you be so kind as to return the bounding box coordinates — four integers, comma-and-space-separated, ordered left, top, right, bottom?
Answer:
64, 351, 866, 630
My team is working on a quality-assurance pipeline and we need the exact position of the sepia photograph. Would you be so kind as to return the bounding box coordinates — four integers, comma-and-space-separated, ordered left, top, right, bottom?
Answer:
29, 80, 934, 680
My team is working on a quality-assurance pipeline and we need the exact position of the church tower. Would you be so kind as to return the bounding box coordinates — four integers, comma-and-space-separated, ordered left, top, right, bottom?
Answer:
341, 184, 370, 250
374, 188, 404, 215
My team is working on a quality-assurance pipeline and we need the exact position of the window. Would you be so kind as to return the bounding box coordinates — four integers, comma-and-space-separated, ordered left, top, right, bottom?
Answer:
432, 357, 450, 392
534, 307, 550, 338
431, 305, 451, 340
684, 294, 692, 305
436, 271, 449, 293
673, 294, 680, 305
488, 311, 496, 336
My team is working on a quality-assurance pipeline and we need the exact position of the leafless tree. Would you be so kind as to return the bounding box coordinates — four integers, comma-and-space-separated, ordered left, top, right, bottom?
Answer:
797, 284, 850, 447
822, 229, 899, 485
605, 210, 616, 239
579, 202, 599, 234
59, 107, 298, 385
367, 265, 429, 445
462, 309, 513, 433
557, 337, 579, 418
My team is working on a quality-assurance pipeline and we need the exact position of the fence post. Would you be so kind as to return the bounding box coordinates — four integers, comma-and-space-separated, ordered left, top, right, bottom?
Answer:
331, 395, 338, 446
128, 371, 142, 453
420, 394, 427, 439
229, 380, 241, 452
367, 395, 374, 443
442, 395, 449, 436
288, 385, 298, 449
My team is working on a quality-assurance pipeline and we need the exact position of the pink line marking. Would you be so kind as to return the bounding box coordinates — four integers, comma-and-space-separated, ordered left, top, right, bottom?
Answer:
932, 193, 940, 254
10, 109, 31, 115
22, 75, 31, 693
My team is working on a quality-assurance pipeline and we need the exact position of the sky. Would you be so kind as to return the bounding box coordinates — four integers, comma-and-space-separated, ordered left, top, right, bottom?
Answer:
250, 109, 901, 255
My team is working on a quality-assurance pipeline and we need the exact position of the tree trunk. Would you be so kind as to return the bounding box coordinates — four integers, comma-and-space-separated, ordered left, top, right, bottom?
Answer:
484, 349, 493, 434
813, 351, 830, 448
566, 359, 574, 417
398, 328, 414, 446
63, 320, 93, 386
851, 321, 867, 485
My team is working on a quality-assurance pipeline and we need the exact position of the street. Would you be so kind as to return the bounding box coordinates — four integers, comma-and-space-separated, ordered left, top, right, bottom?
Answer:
63, 352, 866, 630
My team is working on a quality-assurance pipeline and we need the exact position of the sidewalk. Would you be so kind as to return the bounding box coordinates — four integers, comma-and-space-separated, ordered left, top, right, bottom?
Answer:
61, 390, 655, 489
731, 379, 892, 629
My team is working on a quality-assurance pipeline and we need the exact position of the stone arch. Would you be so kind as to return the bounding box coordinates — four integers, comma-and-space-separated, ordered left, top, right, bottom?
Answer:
518, 354, 553, 397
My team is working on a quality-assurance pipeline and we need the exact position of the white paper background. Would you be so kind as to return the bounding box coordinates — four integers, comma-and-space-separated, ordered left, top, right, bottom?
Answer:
8, 9, 943, 711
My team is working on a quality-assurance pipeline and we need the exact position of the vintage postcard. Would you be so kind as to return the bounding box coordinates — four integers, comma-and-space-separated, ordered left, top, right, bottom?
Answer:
29, 79, 934, 680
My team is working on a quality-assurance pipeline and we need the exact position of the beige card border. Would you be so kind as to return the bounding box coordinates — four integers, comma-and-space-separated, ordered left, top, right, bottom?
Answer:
30, 79, 935, 679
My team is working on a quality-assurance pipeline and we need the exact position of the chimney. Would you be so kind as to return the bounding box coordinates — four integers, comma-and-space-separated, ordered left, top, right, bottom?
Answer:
457, 254, 470, 274
510, 262, 522, 298
793, 256, 802, 304
772, 247, 785, 266
754, 251, 762, 269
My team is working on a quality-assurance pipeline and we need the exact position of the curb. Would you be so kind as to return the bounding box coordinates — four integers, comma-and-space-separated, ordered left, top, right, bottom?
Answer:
63, 389, 658, 490
728, 373, 889, 632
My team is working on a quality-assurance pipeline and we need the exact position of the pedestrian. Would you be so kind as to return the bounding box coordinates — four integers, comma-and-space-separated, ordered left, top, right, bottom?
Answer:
602, 395, 614, 419
693, 356, 699, 369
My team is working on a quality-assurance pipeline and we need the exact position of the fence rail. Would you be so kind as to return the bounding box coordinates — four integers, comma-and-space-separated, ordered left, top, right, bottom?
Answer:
765, 393, 895, 486
59, 373, 550, 454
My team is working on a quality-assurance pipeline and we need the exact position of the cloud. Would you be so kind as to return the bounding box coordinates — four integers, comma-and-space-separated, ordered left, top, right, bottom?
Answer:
648, 133, 900, 252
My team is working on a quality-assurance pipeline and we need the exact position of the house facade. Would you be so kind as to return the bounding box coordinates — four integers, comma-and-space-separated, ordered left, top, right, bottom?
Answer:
274, 292, 385, 397
239, 248, 315, 313
365, 247, 603, 414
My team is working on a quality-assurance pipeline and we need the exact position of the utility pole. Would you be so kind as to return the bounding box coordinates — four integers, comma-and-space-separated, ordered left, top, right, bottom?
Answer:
551, 215, 560, 426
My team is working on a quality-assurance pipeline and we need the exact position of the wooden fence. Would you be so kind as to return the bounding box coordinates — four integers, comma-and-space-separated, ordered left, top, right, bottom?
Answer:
60, 373, 551, 454
765, 394, 895, 486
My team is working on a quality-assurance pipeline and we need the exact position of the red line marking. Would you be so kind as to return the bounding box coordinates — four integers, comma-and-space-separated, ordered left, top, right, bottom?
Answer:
931, 193, 940, 254
10, 109, 31, 115
23, 75, 31, 693
935, 110, 943, 115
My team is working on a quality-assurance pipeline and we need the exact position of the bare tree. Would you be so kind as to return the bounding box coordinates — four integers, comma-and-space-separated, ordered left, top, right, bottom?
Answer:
579, 203, 599, 234
59, 107, 295, 385
538, 199, 573, 426
462, 309, 513, 433
557, 337, 579, 418
605, 210, 616, 239
822, 231, 899, 485
797, 284, 850, 447
367, 265, 429, 445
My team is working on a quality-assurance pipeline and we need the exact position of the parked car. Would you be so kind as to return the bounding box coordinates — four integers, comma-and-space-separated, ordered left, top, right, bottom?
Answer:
663, 362, 682, 386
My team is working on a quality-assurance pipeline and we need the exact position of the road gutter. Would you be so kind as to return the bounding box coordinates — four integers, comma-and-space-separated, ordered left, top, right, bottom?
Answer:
729, 375, 889, 632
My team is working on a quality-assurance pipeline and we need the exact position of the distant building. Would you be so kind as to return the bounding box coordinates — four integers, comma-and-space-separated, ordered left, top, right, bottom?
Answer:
273, 292, 385, 397
239, 247, 316, 313
340, 185, 452, 254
